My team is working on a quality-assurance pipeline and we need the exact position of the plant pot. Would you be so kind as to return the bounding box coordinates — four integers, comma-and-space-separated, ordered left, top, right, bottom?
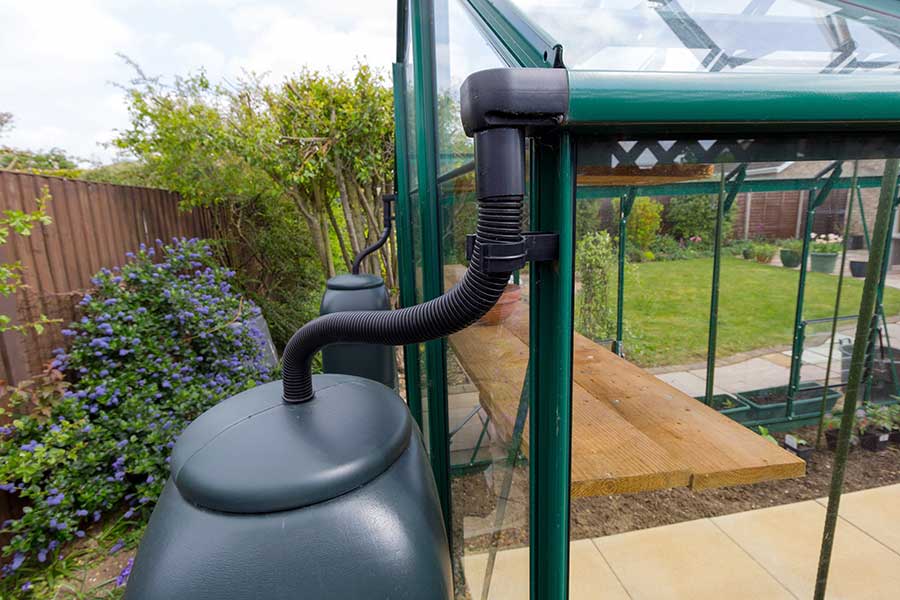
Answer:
860, 429, 891, 452
478, 284, 520, 326
849, 260, 868, 278
810, 252, 838, 273
742, 247, 753, 260
779, 249, 802, 268
791, 445, 814, 461
694, 394, 751, 422
825, 428, 839, 451
755, 254, 774, 264
737, 383, 841, 422
890, 430, 900, 444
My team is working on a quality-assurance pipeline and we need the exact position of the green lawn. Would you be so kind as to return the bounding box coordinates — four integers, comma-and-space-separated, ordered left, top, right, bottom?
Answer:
600, 257, 900, 368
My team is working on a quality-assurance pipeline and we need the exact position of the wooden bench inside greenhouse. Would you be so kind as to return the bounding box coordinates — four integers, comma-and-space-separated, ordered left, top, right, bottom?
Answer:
448, 297, 805, 498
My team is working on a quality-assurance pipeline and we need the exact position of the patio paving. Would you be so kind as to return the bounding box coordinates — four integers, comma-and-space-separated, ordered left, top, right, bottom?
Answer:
464, 484, 900, 599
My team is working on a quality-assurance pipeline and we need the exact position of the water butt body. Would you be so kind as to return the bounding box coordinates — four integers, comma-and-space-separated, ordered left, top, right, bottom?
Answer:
125, 375, 451, 600
320, 274, 396, 388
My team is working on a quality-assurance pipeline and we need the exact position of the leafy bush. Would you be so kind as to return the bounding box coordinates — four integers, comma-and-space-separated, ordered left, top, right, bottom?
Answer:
0, 238, 272, 575
647, 234, 714, 261
753, 243, 777, 263
778, 238, 803, 252
811, 233, 843, 254
666, 194, 735, 243
576, 231, 617, 340
613, 196, 662, 250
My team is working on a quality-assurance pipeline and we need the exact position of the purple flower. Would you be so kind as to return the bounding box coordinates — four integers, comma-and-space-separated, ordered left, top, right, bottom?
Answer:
10, 553, 25, 571
109, 539, 125, 555
20, 440, 41, 452
46, 492, 65, 506
76, 509, 89, 517
38, 549, 47, 563
21, 581, 32, 591
116, 558, 134, 587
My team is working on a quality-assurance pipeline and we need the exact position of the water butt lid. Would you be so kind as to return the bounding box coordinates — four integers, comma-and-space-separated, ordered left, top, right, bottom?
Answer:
170, 375, 411, 514
325, 273, 385, 291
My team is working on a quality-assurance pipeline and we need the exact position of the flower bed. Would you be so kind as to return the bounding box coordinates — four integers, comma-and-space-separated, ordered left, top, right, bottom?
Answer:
0, 238, 273, 582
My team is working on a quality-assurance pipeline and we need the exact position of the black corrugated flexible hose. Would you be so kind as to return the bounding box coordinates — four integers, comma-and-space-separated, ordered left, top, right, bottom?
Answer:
281, 127, 524, 402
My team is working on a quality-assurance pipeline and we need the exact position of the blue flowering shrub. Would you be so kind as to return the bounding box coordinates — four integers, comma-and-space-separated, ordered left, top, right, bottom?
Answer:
0, 238, 273, 576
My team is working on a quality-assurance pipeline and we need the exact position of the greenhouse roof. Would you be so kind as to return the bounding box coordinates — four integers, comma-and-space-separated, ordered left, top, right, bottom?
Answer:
456, 0, 900, 134
513, 0, 900, 75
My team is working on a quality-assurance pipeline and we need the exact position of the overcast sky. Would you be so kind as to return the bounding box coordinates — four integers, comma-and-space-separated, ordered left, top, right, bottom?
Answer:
0, 0, 396, 164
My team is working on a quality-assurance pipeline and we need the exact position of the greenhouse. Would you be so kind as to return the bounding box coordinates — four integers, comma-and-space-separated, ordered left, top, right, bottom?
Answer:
392, 0, 900, 598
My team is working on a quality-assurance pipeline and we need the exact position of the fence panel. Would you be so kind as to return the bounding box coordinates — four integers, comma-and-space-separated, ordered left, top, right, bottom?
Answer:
0, 171, 214, 383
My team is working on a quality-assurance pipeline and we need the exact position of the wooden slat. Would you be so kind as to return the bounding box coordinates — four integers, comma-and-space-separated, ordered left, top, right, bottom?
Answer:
449, 322, 691, 497
501, 304, 805, 490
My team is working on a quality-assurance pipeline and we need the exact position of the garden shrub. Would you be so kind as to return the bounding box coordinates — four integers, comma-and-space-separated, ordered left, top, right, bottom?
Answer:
0, 238, 272, 576
576, 231, 616, 340
666, 194, 735, 243
753, 243, 777, 263
612, 196, 662, 250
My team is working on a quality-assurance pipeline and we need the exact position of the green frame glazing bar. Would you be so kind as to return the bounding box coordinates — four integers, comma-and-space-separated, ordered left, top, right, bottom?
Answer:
530, 133, 576, 600
567, 71, 900, 133
392, 61, 423, 430
703, 166, 745, 405
577, 175, 897, 200
410, 0, 452, 537
788, 163, 843, 415
461, 0, 560, 67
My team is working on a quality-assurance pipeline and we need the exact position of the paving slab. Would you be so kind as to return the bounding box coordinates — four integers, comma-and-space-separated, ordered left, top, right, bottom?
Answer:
654, 371, 726, 398
818, 484, 900, 556
690, 358, 791, 394
463, 540, 629, 600
593, 518, 794, 600
713, 500, 900, 599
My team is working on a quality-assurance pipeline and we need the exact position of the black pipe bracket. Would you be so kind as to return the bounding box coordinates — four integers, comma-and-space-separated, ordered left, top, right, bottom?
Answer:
465, 232, 559, 273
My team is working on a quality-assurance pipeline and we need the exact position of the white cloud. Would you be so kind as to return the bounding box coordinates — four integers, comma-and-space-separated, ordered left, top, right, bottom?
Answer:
0, 0, 396, 164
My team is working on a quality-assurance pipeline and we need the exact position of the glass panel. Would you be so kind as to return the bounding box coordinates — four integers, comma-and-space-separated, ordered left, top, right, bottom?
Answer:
435, 0, 508, 177
443, 154, 532, 600
570, 140, 900, 592
434, 2, 528, 597
513, 0, 900, 73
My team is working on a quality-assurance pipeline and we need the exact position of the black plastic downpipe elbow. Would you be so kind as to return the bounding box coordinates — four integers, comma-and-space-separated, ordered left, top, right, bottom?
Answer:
281, 68, 568, 403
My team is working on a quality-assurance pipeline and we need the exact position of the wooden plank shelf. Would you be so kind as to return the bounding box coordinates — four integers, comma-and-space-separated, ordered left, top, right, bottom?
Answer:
448, 298, 805, 497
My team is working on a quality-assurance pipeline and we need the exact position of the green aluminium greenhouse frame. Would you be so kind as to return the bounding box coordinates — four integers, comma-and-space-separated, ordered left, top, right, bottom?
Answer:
392, 1, 900, 598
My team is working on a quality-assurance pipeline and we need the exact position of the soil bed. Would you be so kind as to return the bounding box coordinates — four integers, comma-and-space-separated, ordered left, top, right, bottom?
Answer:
452, 425, 900, 554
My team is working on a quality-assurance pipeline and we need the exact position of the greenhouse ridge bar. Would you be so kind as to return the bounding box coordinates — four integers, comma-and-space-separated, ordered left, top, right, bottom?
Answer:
395, 1, 900, 598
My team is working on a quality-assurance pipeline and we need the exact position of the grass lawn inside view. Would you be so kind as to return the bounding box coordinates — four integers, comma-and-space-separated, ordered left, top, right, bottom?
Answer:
601, 256, 900, 368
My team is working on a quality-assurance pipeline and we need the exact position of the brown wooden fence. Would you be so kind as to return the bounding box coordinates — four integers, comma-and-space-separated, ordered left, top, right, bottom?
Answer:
0, 171, 215, 384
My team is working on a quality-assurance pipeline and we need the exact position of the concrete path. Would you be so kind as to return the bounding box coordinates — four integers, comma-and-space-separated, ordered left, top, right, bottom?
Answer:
656, 321, 900, 398
464, 484, 900, 599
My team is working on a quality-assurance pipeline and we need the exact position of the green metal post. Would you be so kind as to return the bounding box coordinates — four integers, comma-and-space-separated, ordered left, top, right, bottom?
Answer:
864, 189, 900, 402
815, 161, 858, 448
614, 189, 635, 356
392, 62, 423, 430
856, 184, 872, 251
410, 0, 452, 535
788, 163, 842, 414
530, 133, 575, 600
704, 165, 747, 406
815, 158, 900, 600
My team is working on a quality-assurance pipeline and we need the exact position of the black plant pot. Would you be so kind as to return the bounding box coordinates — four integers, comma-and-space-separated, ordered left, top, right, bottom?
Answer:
849, 260, 868, 278
889, 430, 900, 444
791, 445, 814, 461
826, 429, 839, 451
860, 429, 890, 452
